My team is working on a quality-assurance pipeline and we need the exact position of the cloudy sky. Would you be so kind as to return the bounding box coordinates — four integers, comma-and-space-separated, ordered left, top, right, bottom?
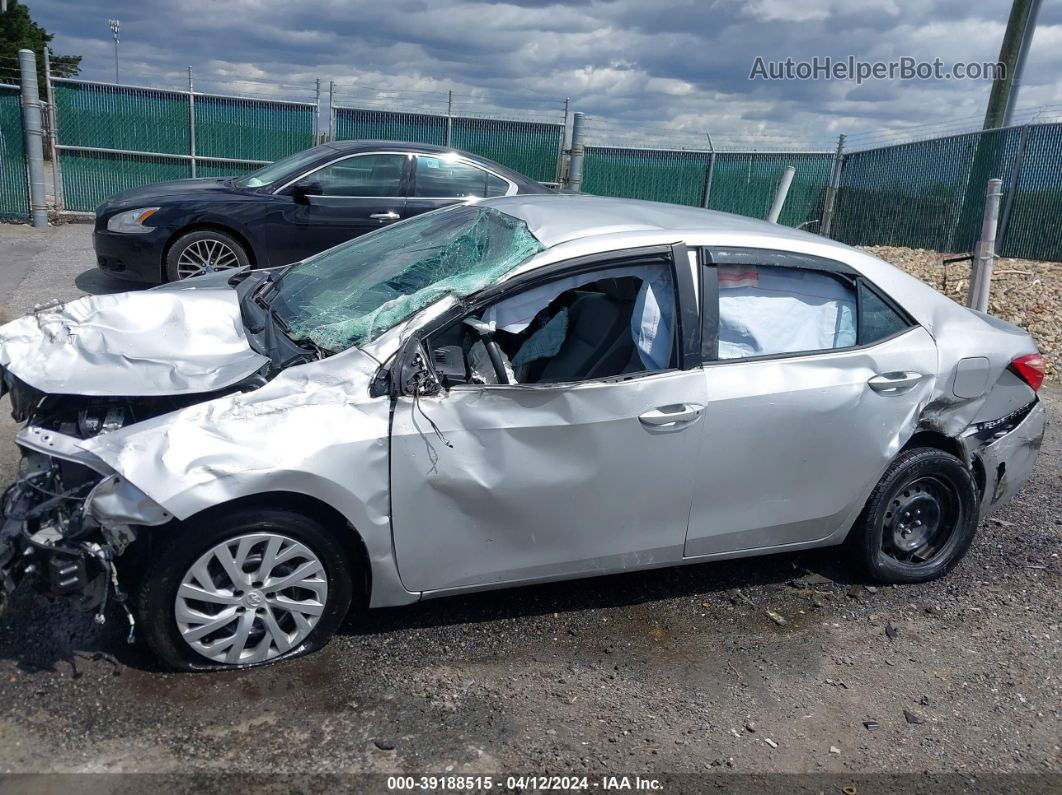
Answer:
28, 0, 1062, 150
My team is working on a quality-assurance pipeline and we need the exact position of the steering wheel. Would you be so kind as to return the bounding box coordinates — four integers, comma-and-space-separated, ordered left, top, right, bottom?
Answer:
463, 317, 510, 385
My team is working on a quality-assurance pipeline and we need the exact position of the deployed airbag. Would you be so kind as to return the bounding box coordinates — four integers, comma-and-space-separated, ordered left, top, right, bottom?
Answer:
718, 265, 856, 359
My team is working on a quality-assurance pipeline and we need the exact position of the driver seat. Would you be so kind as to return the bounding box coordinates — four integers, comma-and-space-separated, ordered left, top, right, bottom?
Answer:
536, 288, 635, 382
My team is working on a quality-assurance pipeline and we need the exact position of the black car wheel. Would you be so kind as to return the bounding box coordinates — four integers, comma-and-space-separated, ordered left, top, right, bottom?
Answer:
847, 448, 979, 584
137, 507, 354, 671
165, 229, 250, 281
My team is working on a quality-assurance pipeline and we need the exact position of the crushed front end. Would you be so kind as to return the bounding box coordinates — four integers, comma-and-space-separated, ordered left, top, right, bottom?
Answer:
0, 370, 191, 637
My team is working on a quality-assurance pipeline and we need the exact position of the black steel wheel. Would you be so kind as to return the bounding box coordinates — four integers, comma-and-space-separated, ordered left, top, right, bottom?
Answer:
847, 448, 979, 584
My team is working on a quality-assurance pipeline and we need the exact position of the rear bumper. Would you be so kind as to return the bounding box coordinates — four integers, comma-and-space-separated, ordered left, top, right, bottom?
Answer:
973, 400, 1047, 516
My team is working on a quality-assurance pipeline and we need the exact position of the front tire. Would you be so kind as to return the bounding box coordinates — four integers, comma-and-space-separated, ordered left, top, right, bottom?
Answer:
137, 507, 353, 671
847, 448, 979, 584
165, 229, 249, 281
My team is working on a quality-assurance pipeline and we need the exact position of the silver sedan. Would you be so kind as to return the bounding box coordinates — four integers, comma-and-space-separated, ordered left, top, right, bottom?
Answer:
0, 195, 1047, 670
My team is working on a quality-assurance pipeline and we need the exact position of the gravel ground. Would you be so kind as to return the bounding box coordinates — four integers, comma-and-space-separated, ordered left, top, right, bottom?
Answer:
0, 225, 1058, 786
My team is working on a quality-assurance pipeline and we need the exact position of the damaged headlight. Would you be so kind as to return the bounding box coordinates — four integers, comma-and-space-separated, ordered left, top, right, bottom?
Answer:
106, 207, 159, 234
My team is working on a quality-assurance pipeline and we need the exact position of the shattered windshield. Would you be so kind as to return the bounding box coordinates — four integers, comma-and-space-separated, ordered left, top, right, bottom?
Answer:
269, 205, 544, 353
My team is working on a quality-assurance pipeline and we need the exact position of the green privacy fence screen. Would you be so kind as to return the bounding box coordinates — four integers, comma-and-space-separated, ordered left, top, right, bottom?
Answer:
332, 105, 563, 183
194, 94, 315, 162
710, 152, 833, 228
41, 73, 1062, 261
828, 123, 1061, 261
53, 79, 316, 211
993, 124, 1062, 261
582, 125, 1062, 261
0, 84, 28, 220
583, 147, 833, 229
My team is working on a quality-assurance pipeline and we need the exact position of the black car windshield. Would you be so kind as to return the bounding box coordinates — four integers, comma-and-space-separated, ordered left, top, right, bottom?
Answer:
269, 205, 544, 353
236, 147, 328, 189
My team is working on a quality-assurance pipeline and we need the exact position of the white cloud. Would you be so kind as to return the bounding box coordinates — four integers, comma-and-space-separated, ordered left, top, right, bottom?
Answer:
29, 0, 1061, 148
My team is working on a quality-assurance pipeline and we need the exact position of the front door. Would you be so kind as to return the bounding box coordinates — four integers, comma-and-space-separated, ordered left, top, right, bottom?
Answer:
389, 250, 707, 593
268, 153, 409, 264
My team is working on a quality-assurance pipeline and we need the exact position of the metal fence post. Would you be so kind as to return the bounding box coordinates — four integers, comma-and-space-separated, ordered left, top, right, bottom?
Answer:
767, 165, 796, 223
18, 49, 47, 227
187, 66, 196, 178
445, 90, 453, 148
567, 111, 585, 192
555, 97, 570, 185
328, 80, 336, 141
313, 78, 321, 143
967, 178, 1003, 312
42, 47, 63, 212
701, 132, 716, 209
996, 123, 1030, 255
820, 133, 846, 237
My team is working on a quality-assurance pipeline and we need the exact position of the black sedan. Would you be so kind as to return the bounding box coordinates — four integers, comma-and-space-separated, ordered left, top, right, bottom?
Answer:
93, 141, 550, 283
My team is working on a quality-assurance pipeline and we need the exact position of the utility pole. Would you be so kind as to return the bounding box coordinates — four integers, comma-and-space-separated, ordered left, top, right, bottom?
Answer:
983, 0, 1040, 130
108, 18, 120, 84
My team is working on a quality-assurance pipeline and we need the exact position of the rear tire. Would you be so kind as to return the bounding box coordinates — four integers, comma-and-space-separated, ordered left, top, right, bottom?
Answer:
846, 448, 979, 584
137, 507, 353, 671
165, 229, 250, 282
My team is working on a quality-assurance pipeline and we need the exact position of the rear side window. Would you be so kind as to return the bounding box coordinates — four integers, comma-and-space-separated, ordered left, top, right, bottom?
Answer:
859, 281, 909, 344
415, 156, 502, 198
716, 265, 857, 359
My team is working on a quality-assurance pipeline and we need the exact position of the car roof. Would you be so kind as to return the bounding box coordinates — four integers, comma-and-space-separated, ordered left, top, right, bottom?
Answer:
322, 140, 548, 190
480, 193, 846, 250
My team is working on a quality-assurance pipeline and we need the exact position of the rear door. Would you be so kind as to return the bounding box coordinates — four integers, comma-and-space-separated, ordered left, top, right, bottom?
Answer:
267, 152, 409, 264
403, 153, 514, 221
684, 247, 938, 557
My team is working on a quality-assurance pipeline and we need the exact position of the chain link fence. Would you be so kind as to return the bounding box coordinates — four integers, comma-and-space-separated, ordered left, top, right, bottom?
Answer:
830, 123, 1062, 261
330, 86, 565, 183
50, 76, 318, 211
1, 52, 1060, 262
0, 82, 28, 220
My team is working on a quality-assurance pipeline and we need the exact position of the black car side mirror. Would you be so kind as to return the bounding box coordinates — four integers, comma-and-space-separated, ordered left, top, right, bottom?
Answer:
292, 178, 323, 203
390, 331, 441, 398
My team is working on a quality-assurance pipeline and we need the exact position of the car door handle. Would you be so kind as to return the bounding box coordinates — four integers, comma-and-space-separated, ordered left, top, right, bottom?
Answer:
868, 371, 924, 394
369, 211, 400, 221
638, 403, 704, 429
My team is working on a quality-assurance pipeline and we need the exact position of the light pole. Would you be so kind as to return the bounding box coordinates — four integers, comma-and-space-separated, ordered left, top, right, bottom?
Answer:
108, 18, 120, 84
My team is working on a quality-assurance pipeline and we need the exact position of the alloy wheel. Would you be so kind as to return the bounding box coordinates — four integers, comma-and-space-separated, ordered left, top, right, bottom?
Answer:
175, 238, 242, 279
174, 532, 328, 665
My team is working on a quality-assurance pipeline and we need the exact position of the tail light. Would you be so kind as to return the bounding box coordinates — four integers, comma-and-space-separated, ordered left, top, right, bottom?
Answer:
1009, 353, 1046, 392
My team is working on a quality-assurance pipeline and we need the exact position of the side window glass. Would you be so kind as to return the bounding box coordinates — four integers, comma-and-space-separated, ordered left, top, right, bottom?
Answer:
859, 281, 909, 344
485, 172, 510, 197
311, 154, 405, 197
415, 156, 492, 198
717, 265, 857, 359
429, 262, 677, 386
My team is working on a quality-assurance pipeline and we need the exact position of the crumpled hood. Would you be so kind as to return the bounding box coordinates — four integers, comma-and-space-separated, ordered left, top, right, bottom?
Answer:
0, 274, 269, 397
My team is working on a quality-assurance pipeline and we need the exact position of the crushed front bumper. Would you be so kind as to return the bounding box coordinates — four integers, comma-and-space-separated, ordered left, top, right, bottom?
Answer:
1, 431, 171, 633
972, 400, 1047, 516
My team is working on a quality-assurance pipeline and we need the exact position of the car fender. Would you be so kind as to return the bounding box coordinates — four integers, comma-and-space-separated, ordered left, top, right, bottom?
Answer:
79, 349, 419, 608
